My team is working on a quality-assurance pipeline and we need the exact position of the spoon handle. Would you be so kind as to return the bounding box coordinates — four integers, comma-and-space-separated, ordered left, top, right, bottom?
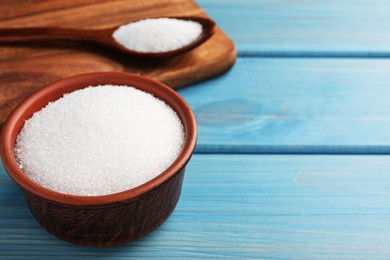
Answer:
0, 27, 102, 43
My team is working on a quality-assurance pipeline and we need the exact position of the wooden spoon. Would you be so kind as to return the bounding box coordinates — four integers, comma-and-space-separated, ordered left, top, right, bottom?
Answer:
0, 16, 216, 58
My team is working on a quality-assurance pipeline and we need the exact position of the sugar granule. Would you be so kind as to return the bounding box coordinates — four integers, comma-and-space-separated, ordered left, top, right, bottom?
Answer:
112, 18, 202, 53
14, 85, 185, 196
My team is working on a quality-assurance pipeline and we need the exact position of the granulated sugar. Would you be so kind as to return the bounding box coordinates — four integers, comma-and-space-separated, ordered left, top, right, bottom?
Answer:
14, 85, 184, 196
112, 18, 202, 53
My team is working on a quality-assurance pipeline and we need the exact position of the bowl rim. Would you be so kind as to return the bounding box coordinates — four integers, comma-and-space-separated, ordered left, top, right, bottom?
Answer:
0, 72, 197, 206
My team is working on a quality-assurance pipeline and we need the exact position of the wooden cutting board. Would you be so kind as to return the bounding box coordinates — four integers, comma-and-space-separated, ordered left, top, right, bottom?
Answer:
0, 0, 236, 127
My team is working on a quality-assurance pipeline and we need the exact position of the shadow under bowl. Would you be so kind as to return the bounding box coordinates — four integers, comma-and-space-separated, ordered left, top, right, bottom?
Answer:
0, 72, 197, 246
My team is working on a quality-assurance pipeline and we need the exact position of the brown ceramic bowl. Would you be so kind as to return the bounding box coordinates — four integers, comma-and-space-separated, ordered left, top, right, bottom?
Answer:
0, 72, 197, 246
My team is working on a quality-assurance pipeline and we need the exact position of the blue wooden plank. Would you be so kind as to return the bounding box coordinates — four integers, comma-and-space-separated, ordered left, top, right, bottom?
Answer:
198, 0, 390, 56
2, 155, 390, 258
179, 57, 390, 154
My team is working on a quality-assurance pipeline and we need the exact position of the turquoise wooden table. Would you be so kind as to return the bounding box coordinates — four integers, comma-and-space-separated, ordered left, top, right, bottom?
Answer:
3, 0, 390, 258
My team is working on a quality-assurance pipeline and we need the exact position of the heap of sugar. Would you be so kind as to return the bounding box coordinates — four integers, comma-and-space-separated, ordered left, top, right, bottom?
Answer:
112, 18, 202, 53
14, 85, 184, 196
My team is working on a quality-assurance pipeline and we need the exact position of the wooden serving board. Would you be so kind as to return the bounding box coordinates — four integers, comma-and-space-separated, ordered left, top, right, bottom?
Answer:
0, 0, 236, 127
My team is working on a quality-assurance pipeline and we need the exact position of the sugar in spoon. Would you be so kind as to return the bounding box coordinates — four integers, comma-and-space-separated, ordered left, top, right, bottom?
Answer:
0, 16, 216, 58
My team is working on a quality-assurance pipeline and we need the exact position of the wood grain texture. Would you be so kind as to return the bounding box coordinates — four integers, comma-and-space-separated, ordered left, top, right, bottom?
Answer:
24, 167, 184, 246
0, 0, 236, 127
2, 0, 390, 258
2, 154, 390, 258
198, 0, 390, 56
179, 58, 390, 154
